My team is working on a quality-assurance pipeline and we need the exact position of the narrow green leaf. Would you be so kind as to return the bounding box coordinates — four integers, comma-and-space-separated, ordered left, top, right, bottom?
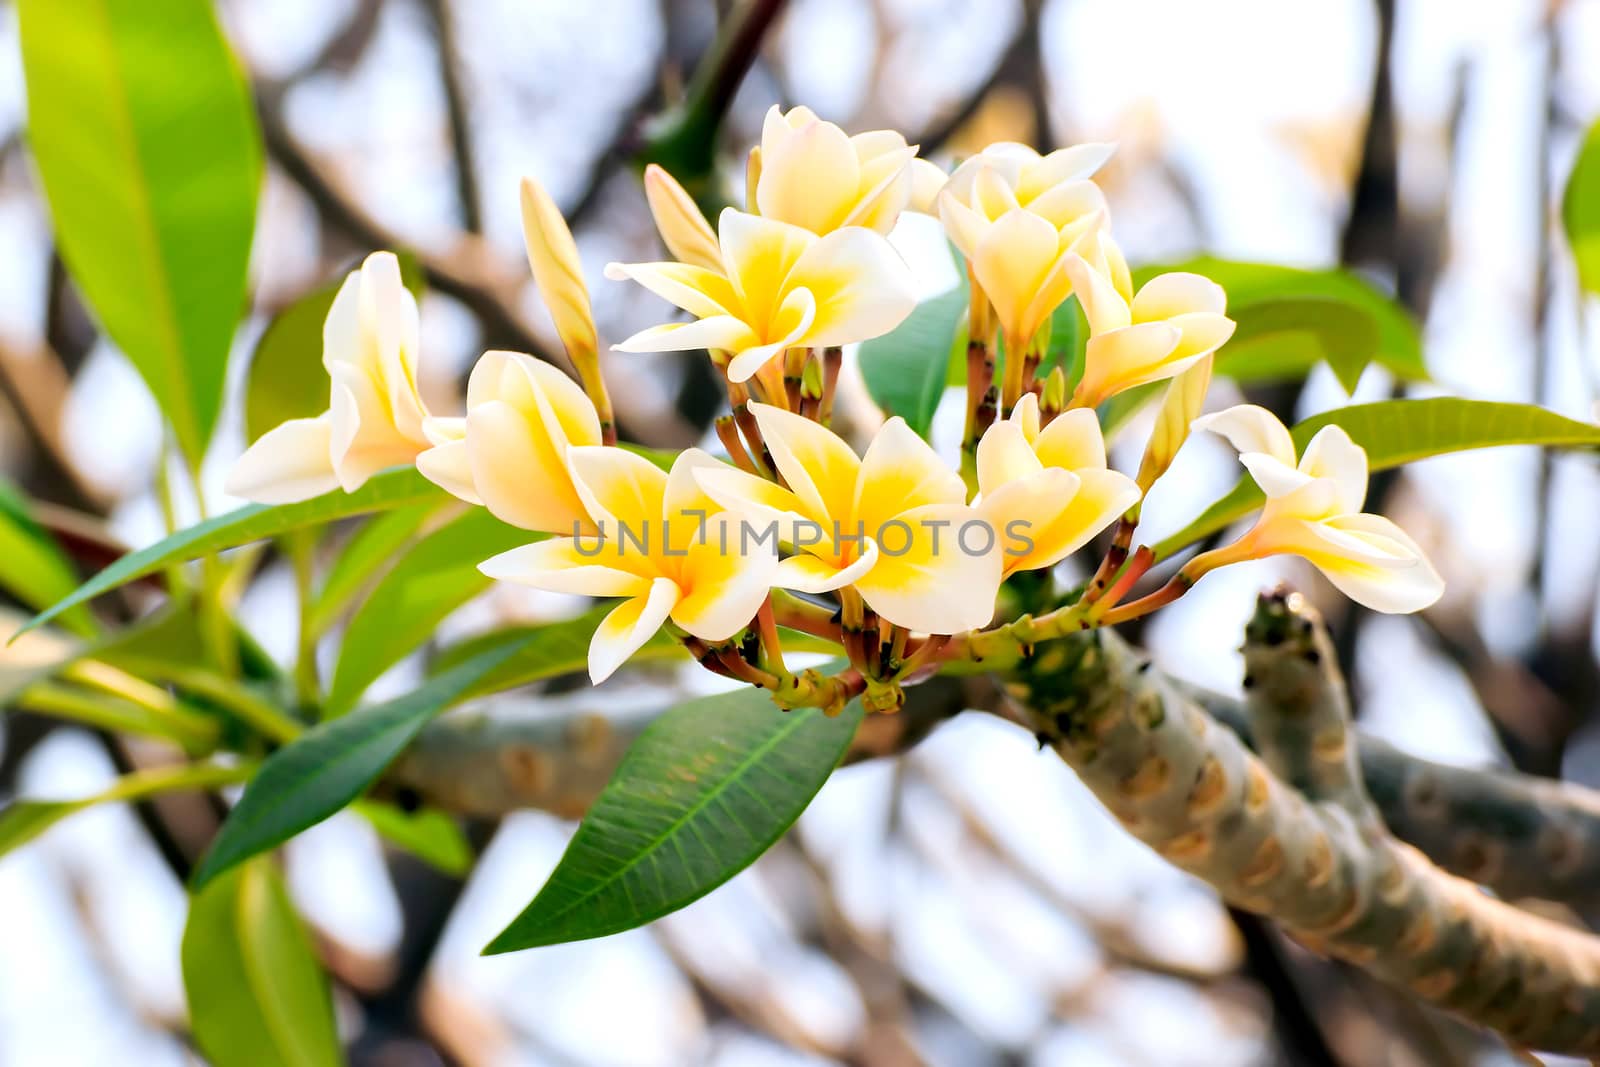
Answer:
860, 285, 968, 438
0, 484, 95, 636
182, 858, 343, 1067
307, 503, 439, 636
0, 762, 250, 858
326, 510, 531, 715
1041, 294, 1088, 381
191, 641, 522, 889
1564, 119, 1600, 296
16, 469, 445, 639
1154, 398, 1600, 559
354, 800, 473, 877
1098, 381, 1165, 437
484, 687, 862, 953
18, 0, 261, 463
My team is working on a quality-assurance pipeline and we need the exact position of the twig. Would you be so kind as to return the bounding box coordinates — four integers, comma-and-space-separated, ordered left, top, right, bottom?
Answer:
419, 0, 483, 233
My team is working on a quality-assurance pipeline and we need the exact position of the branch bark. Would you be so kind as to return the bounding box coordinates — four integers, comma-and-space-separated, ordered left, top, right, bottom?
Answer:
1006, 592, 1600, 1057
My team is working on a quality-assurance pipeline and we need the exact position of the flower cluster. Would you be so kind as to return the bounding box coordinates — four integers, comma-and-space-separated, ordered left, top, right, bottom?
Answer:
229, 106, 1443, 708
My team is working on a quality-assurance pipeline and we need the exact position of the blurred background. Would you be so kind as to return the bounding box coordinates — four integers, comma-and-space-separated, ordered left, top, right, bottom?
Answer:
2, 0, 1598, 1064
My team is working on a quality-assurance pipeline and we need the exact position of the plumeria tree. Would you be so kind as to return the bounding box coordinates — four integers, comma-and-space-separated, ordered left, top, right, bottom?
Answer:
9, 1, 1600, 1064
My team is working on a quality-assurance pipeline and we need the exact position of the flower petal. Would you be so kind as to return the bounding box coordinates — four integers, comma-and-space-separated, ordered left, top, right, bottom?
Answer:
225, 415, 339, 504
748, 402, 861, 525
1018, 143, 1116, 198
415, 436, 481, 506
643, 163, 722, 270
612, 317, 761, 356
784, 227, 918, 347
971, 208, 1062, 347
975, 419, 1045, 497
328, 366, 425, 492
590, 578, 681, 683
567, 445, 669, 535
718, 210, 816, 325
463, 401, 589, 533
775, 538, 879, 593
852, 503, 1003, 633
854, 417, 968, 535
1061, 251, 1132, 336
908, 158, 948, 213
480, 537, 653, 597
1131, 272, 1227, 321
725, 287, 816, 382
1192, 404, 1297, 467
672, 513, 780, 641
1297, 425, 1368, 514
756, 113, 862, 233
979, 468, 1084, 574
601, 261, 740, 320
1074, 322, 1185, 404
1289, 513, 1443, 614
1031, 407, 1110, 473
1240, 452, 1316, 499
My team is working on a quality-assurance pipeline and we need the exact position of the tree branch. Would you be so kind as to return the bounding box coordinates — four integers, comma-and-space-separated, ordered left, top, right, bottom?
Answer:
1006, 592, 1600, 1057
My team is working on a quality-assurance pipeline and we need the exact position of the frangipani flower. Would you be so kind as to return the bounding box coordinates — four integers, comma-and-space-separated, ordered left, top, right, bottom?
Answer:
939, 166, 1107, 353
750, 105, 945, 235
695, 403, 1001, 634
1063, 247, 1235, 408
606, 209, 917, 382
227, 252, 430, 503
942, 141, 1116, 209
416, 350, 600, 534
1189, 405, 1444, 613
975, 395, 1141, 576
481, 448, 778, 682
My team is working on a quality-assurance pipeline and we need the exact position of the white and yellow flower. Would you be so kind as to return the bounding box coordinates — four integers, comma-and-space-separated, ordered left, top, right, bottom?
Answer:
750, 105, 945, 235
975, 394, 1141, 576
941, 141, 1116, 210
226, 252, 431, 503
606, 209, 917, 382
416, 350, 600, 534
939, 164, 1108, 356
481, 448, 778, 682
1188, 405, 1443, 613
694, 403, 1001, 634
1063, 246, 1235, 408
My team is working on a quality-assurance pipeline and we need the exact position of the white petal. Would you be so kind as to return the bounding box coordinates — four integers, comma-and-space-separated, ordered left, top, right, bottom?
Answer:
1297, 425, 1368, 515
1303, 513, 1444, 614
785, 228, 917, 347
601, 261, 739, 320
749, 401, 861, 525
851, 503, 1003, 633
854, 416, 968, 533
1030, 407, 1109, 472
612, 317, 760, 356
225, 415, 339, 504
671, 513, 780, 641
1240, 452, 1316, 499
590, 578, 681, 683
1192, 404, 1298, 467
415, 437, 481, 505
1132, 272, 1227, 320
480, 537, 652, 597
775, 538, 879, 593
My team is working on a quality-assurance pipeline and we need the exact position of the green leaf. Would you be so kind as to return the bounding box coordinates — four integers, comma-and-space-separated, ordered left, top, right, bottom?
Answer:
325, 509, 531, 715
191, 641, 522, 889
432, 607, 685, 699
0, 484, 95, 637
354, 799, 473, 877
307, 503, 439, 636
244, 255, 426, 444
18, 0, 261, 464
1098, 381, 1166, 437
1041, 294, 1088, 381
0, 762, 249, 858
860, 285, 968, 438
1155, 398, 1600, 558
16, 469, 445, 639
1137, 259, 1426, 389
484, 686, 862, 953
182, 858, 343, 1067
1565, 119, 1600, 296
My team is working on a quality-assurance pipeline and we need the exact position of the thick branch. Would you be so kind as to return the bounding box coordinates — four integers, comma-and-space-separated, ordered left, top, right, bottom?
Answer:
1005, 602, 1600, 1057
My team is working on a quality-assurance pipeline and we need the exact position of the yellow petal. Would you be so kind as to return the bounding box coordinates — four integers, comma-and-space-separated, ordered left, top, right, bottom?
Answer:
325, 253, 429, 450
1031, 407, 1110, 473
853, 417, 968, 536
328, 363, 427, 492
1308, 513, 1443, 613
1009, 392, 1042, 443
612, 317, 760, 356
972, 164, 1021, 221
774, 540, 878, 593
601, 261, 740, 320
785, 228, 917, 347
643, 163, 721, 270
462, 401, 586, 532
756, 111, 862, 233
851, 503, 1003, 633
672, 512, 779, 641
975, 419, 1045, 497
226, 414, 339, 504
590, 578, 681, 682
937, 190, 989, 260
521, 176, 599, 366
1132, 272, 1227, 320
479, 537, 654, 598
1074, 322, 1186, 405
415, 434, 480, 506
1017, 143, 1116, 200
970, 208, 1061, 350
908, 158, 948, 213
1022, 178, 1106, 233
718, 210, 815, 329
725, 287, 816, 382
468, 351, 601, 448
1136, 354, 1212, 491
1060, 251, 1132, 335
567, 445, 668, 536
749, 402, 861, 526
